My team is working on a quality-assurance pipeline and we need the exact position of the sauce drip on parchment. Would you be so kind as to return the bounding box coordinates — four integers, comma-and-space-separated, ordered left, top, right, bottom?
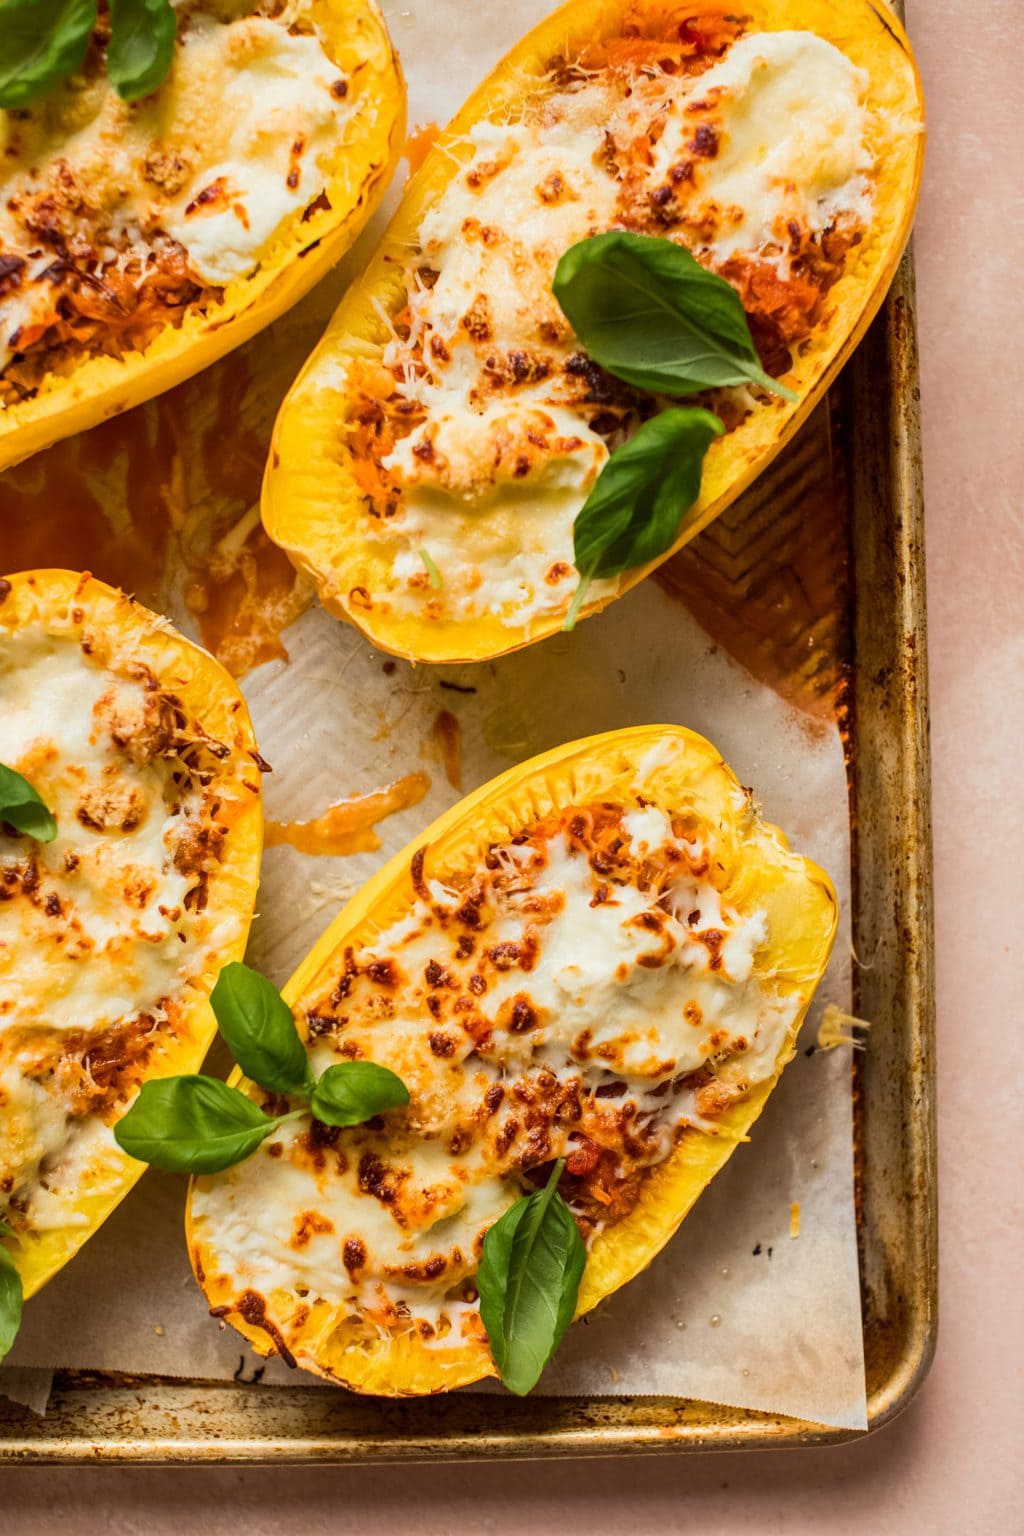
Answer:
0, 348, 312, 678
265, 773, 431, 857
404, 122, 440, 176
0, 403, 178, 598
431, 709, 462, 790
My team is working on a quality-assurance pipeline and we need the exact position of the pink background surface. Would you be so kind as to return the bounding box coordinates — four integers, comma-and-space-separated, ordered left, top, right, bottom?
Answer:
5, 0, 1022, 1526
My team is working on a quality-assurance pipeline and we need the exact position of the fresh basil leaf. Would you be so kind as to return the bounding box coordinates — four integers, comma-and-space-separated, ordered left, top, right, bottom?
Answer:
553, 230, 797, 401
114, 1075, 276, 1173
565, 406, 722, 629
574, 407, 723, 575
0, 762, 58, 842
107, 0, 176, 102
0, 1246, 23, 1363
310, 1061, 410, 1128
0, 0, 97, 109
477, 1159, 586, 1395
211, 961, 313, 1098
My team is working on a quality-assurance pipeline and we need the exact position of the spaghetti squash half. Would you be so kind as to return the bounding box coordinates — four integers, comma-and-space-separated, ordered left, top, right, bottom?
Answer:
187, 725, 836, 1393
0, 0, 405, 470
0, 569, 263, 1300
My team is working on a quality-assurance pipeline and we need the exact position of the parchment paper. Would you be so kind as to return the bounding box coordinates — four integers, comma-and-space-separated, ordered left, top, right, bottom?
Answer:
4, 586, 865, 1429
0, 0, 867, 1430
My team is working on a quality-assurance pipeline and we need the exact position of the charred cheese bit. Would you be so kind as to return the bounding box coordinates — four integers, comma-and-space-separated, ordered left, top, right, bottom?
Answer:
353, 28, 873, 630
191, 790, 797, 1349
0, 0, 352, 395
0, 623, 249, 1236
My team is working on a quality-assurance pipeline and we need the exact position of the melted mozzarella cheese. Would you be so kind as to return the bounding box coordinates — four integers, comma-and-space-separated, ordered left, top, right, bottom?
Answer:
410, 114, 621, 359
192, 785, 797, 1336
381, 394, 610, 625
652, 32, 871, 262
0, 632, 200, 1034
159, 19, 346, 284
0, 626, 244, 1230
0, 1086, 118, 1233
366, 29, 871, 630
197, 1120, 516, 1316
444, 834, 779, 1084
377, 109, 619, 627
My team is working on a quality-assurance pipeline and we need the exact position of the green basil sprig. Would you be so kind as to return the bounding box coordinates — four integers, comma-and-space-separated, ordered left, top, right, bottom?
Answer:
106, 0, 177, 103
564, 406, 723, 629
0, 0, 178, 109
114, 962, 410, 1174
553, 230, 798, 402
0, 0, 97, 109
477, 1159, 586, 1395
0, 762, 57, 842
0, 1220, 23, 1364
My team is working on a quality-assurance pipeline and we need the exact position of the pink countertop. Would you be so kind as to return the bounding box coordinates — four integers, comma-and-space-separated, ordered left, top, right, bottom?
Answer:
5, 0, 1022, 1526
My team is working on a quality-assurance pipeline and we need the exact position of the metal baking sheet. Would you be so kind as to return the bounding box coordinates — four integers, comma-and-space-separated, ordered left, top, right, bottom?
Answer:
0, 234, 936, 1460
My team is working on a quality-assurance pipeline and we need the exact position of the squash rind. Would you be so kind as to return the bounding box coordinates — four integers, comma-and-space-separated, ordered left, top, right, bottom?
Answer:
186, 724, 837, 1394
0, 569, 263, 1299
0, 0, 406, 472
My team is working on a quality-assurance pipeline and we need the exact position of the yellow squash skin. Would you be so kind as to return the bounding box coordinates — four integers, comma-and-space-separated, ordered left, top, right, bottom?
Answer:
0, 0, 406, 474
187, 725, 837, 1395
0, 570, 263, 1300
262, 0, 925, 665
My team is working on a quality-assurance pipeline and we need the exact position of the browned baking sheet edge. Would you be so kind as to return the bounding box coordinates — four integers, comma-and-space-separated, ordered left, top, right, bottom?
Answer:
0, 234, 937, 1464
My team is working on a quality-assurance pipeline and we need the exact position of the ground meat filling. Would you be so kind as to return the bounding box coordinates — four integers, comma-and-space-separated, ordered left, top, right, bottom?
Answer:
0, 234, 211, 407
